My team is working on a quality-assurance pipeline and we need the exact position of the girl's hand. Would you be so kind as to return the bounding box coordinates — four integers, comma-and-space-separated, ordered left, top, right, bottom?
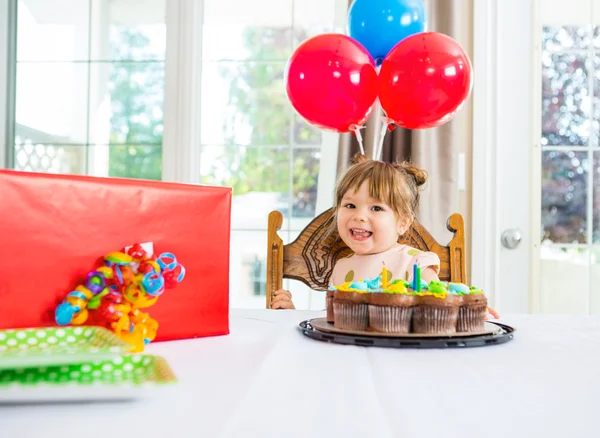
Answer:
486, 306, 500, 319
271, 289, 295, 310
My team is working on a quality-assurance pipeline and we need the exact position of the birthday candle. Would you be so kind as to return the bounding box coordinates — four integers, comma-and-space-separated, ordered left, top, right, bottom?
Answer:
413, 263, 421, 291
381, 265, 388, 289
412, 264, 417, 290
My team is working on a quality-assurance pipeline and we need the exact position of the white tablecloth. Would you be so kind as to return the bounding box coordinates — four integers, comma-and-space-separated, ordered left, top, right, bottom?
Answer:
1, 309, 599, 438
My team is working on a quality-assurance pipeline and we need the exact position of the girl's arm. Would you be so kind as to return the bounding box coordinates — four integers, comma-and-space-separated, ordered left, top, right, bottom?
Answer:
420, 266, 440, 283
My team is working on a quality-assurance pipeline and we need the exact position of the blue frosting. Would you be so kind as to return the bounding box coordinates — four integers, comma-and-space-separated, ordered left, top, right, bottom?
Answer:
448, 282, 471, 294
348, 281, 369, 291
363, 276, 382, 290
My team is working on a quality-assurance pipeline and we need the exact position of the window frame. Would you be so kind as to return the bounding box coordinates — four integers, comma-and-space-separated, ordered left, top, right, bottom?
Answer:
533, 0, 600, 314
0, 0, 17, 169
471, 0, 534, 312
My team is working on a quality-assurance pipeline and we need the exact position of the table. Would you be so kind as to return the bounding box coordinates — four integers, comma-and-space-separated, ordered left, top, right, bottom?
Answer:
1, 309, 599, 437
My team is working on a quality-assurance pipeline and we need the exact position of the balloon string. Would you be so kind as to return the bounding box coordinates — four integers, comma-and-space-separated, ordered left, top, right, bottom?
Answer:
354, 127, 365, 156
373, 66, 383, 160
375, 117, 389, 160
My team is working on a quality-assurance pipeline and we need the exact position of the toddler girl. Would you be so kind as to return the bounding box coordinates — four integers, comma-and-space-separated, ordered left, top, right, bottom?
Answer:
271, 154, 498, 319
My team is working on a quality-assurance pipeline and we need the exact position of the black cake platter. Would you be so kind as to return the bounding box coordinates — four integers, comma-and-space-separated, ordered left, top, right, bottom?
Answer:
299, 317, 515, 349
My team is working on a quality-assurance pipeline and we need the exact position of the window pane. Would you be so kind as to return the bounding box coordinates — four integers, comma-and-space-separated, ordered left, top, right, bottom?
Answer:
540, 247, 589, 314
16, 63, 88, 144
13, 142, 85, 174
293, 0, 340, 47
88, 61, 165, 146
542, 53, 590, 146
203, 0, 293, 61
229, 230, 270, 309
200, 145, 291, 228
542, 150, 588, 244
85, 145, 162, 180
294, 114, 322, 146
17, 0, 90, 61
542, 25, 591, 51
90, 0, 166, 61
593, 247, 600, 314
594, 152, 600, 242
594, 26, 600, 49
292, 148, 320, 221
108, 145, 161, 180
593, 55, 600, 146
201, 61, 289, 146
14, 1, 166, 179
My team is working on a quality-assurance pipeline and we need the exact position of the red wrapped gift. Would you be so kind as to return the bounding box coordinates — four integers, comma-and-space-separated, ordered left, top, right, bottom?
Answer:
0, 169, 231, 341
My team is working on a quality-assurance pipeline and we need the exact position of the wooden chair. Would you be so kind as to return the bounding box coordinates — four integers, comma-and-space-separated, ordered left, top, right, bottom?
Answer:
265, 208, 467, 308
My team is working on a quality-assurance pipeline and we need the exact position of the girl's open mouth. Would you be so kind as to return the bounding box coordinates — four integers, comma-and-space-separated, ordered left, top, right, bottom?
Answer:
350, 228, 372, 241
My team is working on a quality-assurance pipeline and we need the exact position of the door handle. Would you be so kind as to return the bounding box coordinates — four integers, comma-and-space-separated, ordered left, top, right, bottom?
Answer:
501, 229, 522, 249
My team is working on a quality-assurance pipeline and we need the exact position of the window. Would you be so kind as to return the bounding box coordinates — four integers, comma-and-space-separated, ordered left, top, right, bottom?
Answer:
247, 256, 267, 297
537, 1, 600, 313
195, 0, 345, 310
11, 0, 165, 179
3, 0, 345, 310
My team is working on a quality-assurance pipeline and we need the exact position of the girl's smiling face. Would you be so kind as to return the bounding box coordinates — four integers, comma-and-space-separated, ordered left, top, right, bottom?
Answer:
337, 180, 409, 255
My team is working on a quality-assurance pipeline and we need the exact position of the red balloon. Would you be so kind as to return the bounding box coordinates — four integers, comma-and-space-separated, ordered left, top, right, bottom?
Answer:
379, 32, 473, 130
285, 34, 378, 133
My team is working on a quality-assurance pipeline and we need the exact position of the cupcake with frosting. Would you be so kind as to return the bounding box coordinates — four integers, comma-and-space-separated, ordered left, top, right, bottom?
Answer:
368, 272, 415, 333
412, 281, 460, 335
451, 283, 488, 332
332, 280, 370, 331
326, 288, 335, 324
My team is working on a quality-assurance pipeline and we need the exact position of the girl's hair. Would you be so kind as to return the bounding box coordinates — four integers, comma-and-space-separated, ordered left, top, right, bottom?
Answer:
330, 154, 427, 235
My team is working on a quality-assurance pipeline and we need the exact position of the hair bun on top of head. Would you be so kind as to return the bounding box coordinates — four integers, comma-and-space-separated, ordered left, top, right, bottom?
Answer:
350, 153, 369, 165
399, 162, 428, 187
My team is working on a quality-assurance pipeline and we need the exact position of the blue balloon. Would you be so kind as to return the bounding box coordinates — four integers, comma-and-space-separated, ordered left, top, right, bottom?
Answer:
348, 0, 426, 65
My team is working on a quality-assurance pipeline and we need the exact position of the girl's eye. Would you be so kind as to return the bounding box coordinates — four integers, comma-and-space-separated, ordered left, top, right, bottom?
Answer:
372, 206, 384, 212
344, 203, 355, 209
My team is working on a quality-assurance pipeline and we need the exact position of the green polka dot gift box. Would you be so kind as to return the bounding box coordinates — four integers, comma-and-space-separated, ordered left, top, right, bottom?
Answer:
0, 326, 176, 402
0, 326, 131, 369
